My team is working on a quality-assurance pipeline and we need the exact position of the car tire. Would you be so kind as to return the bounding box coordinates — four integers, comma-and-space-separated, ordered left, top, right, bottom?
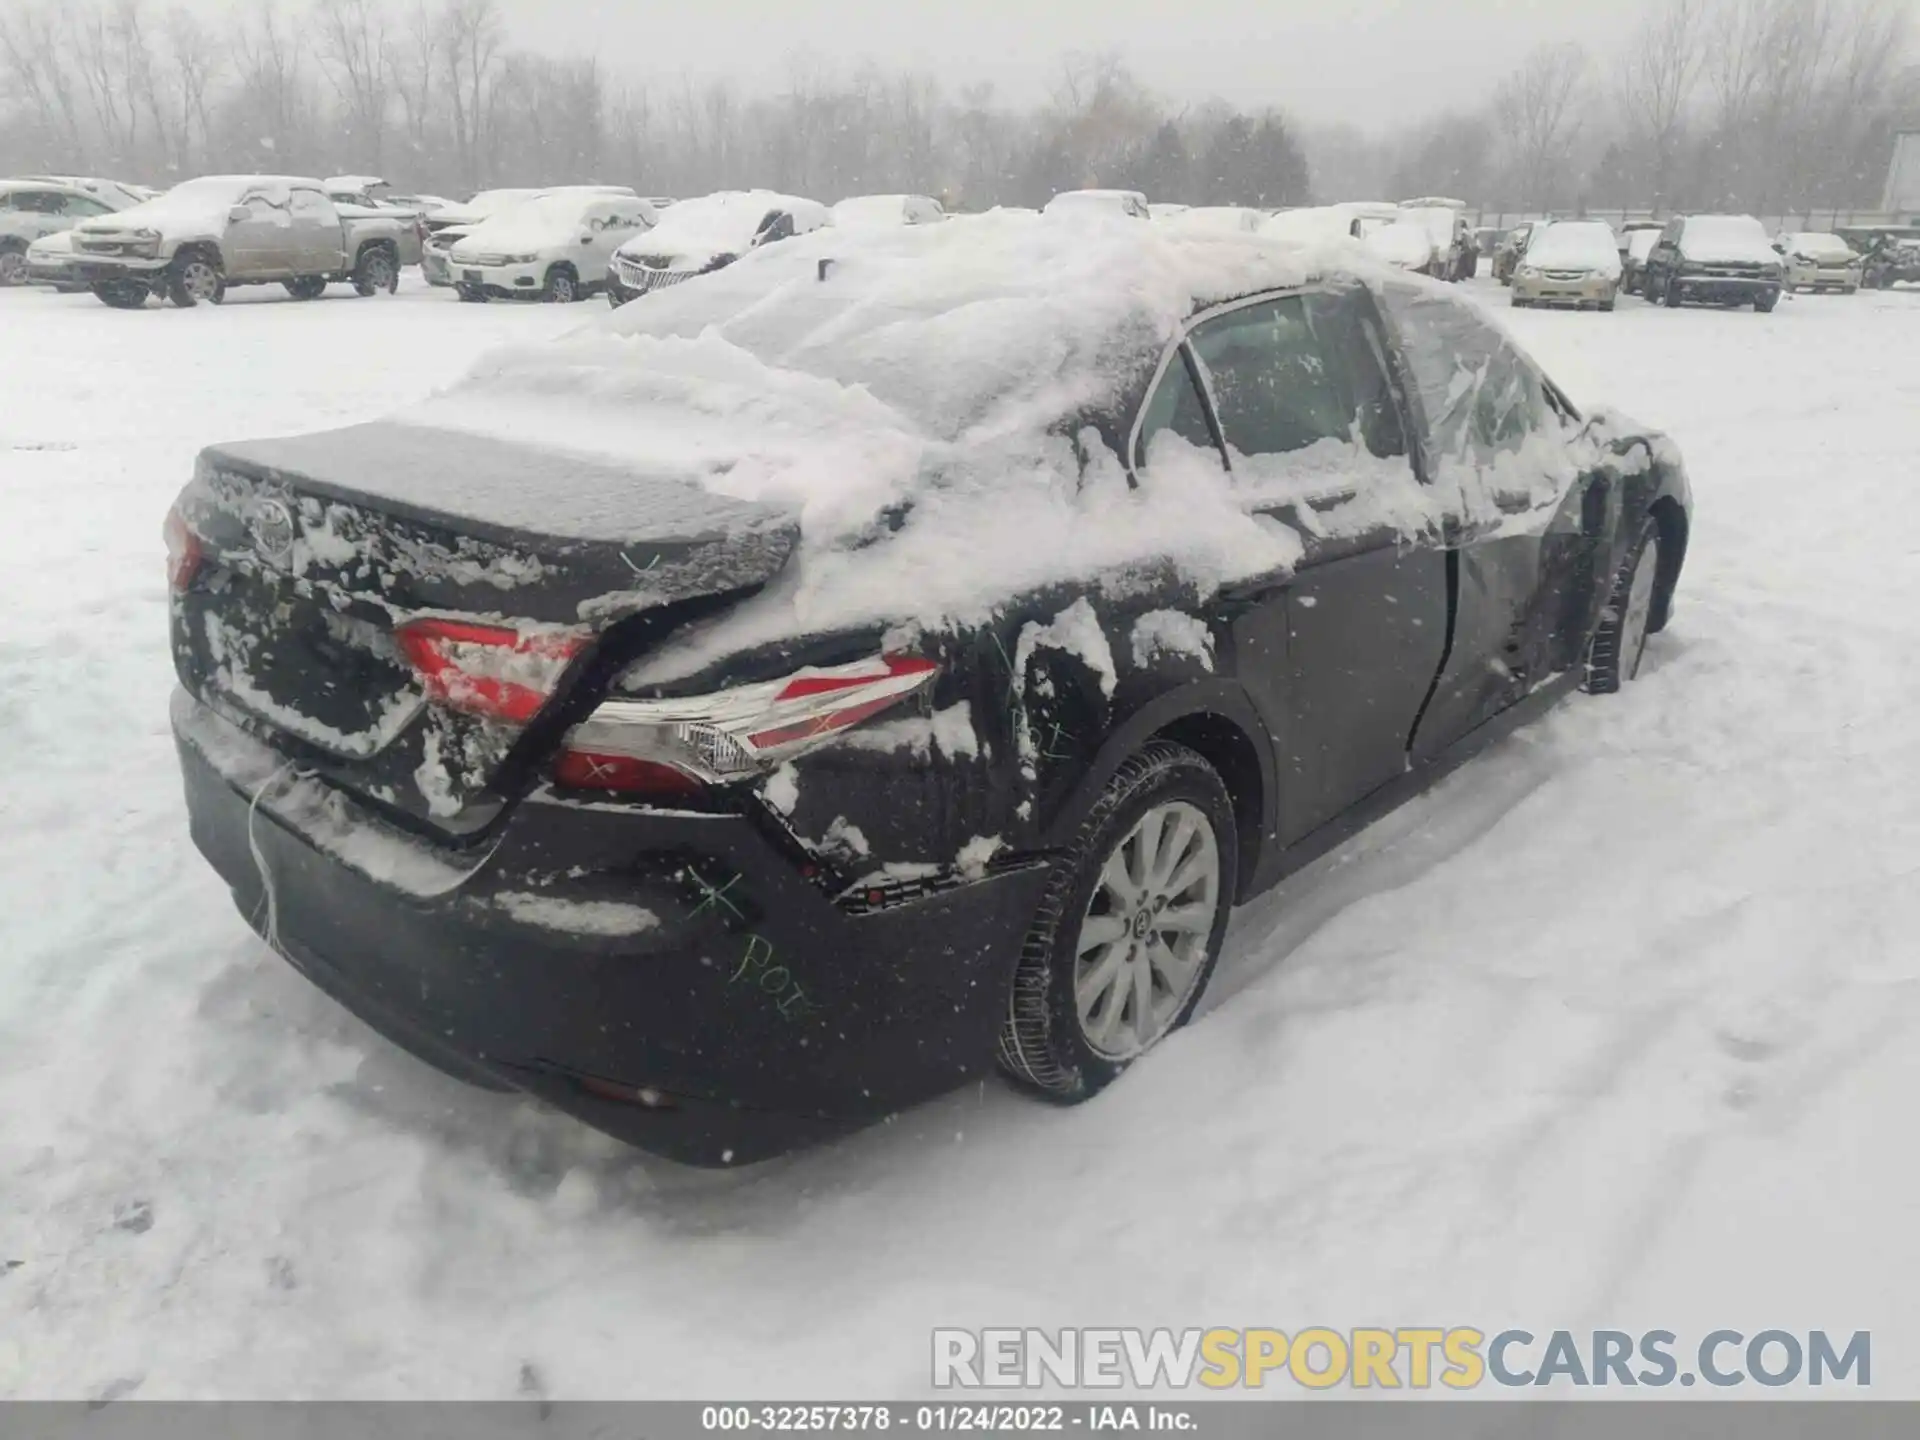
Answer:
997, 741, 1237, 1104
1599, 297, 1616, 312
1584, 517, 1662, 695
351, 245, 398, 297
1753, 290, 1778, 313
541, 264, 579, 303
0, 245, 26, 287
167, 251, 224, 308
455, 283, 487, 302
1663, 275, 1684, 308
1511, 295, 1530, 308
283, 276, 328, 300
93, 280, 150, 310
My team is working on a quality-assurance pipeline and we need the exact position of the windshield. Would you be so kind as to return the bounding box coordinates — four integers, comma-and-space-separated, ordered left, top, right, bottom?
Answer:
1399, 207, 1457, 246
1525, 221, 1619, 269
1627, 229, 1661, 261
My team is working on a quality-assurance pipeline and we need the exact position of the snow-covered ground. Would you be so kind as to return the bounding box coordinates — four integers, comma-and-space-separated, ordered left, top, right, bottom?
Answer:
3, 274, 1918, 1398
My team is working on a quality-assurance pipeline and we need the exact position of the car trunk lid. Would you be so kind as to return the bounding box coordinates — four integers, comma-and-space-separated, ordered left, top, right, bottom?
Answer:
170, 420, 798, 837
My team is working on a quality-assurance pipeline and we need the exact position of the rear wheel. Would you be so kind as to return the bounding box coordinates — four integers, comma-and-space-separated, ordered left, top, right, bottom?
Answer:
1585, 518, 1661, 694
352, 245, 397, 296
167, 252, 224, 307
283, 275, 328, 300
997, 742, 1236, 1102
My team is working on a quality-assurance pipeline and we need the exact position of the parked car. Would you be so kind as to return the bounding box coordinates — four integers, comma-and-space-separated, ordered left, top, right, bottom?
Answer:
830, 194, 946, 228
1493, 221, 1537, 285
163, 217, 1690, 1165
447, 191, 661, 302
1154, 206, 1267, 235
420, 185, 640, 286
322, 175, 453, 216
1042, 189, 1151, 221
24, 229, 87, 291
1361, 218, 1438, 272
1398, 203, 1473, 280
1617, 220, 1663, 266
1774, 231, 1862, 294
1, 178, 143, 285
1621, 227, 1662, 295
605, 190, 829, 306
1148, 203, 1191, 221
1837, 226, 1920, 289
1639, 214, 1784, 310
1510, 219, 1621, 310
68, 174, 414, 308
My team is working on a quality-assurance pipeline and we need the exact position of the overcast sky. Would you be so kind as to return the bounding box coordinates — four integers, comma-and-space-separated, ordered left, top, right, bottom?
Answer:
484, 0, 1646, 130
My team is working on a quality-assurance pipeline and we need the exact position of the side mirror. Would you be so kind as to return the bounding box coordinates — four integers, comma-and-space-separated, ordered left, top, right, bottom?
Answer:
228, 206, 250, 223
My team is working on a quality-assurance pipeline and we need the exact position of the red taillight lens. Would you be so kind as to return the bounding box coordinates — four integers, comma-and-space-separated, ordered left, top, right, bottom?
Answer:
554, 653, 939, 795
164, 507, 203, 592
394, 618, 588, 724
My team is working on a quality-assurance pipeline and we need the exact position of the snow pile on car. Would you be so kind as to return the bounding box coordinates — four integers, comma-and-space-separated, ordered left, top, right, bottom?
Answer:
77, 176, 300, 242
1678, 215, 1778, 264
406, 214, 1562, 678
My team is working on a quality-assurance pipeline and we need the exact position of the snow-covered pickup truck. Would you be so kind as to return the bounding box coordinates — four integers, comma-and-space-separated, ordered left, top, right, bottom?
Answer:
68, 174, 414, 308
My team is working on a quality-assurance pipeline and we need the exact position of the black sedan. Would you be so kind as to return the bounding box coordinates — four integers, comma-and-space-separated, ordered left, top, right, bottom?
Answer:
166, 221, 1691, 1165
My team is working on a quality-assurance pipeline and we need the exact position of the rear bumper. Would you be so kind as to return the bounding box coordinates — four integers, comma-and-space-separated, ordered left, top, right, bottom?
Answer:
172, 690, 1048, 1166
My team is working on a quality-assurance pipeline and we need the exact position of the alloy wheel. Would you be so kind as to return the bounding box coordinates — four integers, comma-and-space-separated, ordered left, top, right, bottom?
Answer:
181, 260, 220, 302
1072, 800, 1221, 1061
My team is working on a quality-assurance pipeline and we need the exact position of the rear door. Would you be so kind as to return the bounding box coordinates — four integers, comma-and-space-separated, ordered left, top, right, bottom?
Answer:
289, 186, 347, 274
1139, 286, 1451, 846
1372, 281, 1616, 762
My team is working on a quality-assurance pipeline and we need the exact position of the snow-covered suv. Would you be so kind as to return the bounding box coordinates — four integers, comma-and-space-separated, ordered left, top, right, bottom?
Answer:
69, 175, 415, 308
447, 191, 661, 302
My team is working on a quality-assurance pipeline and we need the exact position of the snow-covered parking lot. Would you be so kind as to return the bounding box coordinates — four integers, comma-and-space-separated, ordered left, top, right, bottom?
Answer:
3, 273, 1919, 1399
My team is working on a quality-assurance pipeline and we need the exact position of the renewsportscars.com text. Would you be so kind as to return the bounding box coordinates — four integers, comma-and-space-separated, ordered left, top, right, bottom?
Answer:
931, 1328, 1871, 1391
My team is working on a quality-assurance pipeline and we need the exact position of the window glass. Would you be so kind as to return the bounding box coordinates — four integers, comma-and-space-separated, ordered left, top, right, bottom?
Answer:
1300, 289, 1405, 460
1187, 295, 1353, 462
1135, 348, 1220, 467
289, 189, 331, 218
0, 190, 15, 212
1375, 278, 1561, 465
65, 195, 111, 217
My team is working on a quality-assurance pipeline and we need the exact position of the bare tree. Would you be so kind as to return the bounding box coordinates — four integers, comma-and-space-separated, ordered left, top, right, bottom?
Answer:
313, 0, 394, 173
438, 0, 502, 189
1495, 41, 1592, 207
0, 5, 91, 163
1618, 0, 1703, 206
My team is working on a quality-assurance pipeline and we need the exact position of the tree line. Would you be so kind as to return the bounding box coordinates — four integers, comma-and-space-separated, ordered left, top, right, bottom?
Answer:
0, 0, 1913, 214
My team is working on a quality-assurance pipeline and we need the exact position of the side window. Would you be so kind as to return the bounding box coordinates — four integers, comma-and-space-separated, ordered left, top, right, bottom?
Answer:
1375, 279, 1560, 465
1300, 289, 1405, 460
1186, 295, 1355, 466
754, 210, 795, 245
243, 194, 285, 223
1135, 348, 1222, 469
0, 191, 15, 212
289, 189, 333, 220
65, 195, 111, 218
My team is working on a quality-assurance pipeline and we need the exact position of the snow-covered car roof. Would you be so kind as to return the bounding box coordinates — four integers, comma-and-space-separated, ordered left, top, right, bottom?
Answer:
1783, 231, 1855, 257
73, 175, 328, 236
1042, 189, 1150, 220
616, 190, 829, 262
1155, 206, 1266, 235
8, 176, 150, 209
1523, 220, 1621, 272
450, 191, 656, 251
324, 175, 388, 192
1677, 214, 1777, 263
831, 195, 944, 228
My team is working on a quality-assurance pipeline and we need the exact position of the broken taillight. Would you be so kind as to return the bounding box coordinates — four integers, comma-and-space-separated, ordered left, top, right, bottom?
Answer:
394, 618, 588, 725
164, 507, 203, 592
555, 654, 938, 795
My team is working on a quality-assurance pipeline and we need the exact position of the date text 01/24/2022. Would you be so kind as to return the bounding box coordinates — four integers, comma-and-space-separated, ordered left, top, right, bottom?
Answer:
699, 1404, 1198, 1431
